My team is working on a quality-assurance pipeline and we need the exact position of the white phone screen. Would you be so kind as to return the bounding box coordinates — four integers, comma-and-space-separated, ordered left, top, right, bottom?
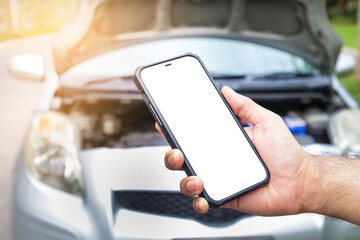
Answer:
140, 56, 267, 201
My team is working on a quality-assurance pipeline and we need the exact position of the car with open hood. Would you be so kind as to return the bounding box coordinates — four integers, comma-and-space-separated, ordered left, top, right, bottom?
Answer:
12, 0, 360, 239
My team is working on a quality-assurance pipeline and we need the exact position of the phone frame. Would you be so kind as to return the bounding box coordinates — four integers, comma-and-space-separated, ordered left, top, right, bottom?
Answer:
133, 53, 269, 208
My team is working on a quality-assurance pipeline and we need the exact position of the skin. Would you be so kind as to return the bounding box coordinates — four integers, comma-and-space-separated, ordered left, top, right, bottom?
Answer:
156, 86, 360, 225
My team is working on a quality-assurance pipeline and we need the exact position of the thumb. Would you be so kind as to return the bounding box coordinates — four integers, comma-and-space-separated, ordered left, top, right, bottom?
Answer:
221, 86, 269, 125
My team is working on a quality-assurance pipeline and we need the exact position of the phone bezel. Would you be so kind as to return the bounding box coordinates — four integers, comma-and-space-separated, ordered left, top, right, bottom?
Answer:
133, 53, 270, 208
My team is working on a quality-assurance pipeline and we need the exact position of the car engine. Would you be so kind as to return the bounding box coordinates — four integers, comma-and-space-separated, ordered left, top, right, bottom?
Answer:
52, 94, 336, 150
53, 97, 168, 149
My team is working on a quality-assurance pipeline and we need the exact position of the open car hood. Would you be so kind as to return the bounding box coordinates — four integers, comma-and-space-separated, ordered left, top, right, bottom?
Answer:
52, 0, 342, 75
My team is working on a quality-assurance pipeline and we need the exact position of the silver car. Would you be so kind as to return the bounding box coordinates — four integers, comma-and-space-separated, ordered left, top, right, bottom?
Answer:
12, 0, 360, 239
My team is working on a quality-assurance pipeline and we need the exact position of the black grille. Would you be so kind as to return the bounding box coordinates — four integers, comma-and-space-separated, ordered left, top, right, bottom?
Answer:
114, 191, 248, 225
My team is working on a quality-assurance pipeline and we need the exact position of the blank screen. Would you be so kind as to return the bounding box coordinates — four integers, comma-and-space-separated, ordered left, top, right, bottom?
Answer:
140, 56, 267, 201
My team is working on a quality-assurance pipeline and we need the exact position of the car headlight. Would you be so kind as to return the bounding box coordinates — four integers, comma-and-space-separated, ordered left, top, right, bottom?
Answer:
25, 111, 84, 196
328, 108, 360, 158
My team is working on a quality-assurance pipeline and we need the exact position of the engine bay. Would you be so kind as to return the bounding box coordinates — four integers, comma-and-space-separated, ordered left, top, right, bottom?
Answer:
52, 93, 339, 150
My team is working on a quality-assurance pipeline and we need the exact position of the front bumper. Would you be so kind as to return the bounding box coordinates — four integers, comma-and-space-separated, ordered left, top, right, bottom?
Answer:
12, 146, 359, 240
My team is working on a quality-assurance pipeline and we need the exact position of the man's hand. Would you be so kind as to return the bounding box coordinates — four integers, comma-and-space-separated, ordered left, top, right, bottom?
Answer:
157, 86, 360, 225
158, 86, 309, 215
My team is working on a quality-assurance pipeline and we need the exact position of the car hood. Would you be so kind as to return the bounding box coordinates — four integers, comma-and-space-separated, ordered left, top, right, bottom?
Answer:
52, 0, 342, 75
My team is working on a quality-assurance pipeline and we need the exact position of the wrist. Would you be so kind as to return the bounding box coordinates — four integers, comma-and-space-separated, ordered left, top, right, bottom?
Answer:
299, 154, 326, 214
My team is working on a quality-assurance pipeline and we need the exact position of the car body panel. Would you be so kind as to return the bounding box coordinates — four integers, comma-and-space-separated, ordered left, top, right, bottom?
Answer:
13, 146, 360, 240
52, 0, 342, 75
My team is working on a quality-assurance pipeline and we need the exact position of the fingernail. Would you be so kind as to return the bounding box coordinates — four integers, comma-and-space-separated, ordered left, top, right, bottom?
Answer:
168, 153, 176, 168
195, 201, 201, 211
186, 180, 198, 192
222, 86, 232, 92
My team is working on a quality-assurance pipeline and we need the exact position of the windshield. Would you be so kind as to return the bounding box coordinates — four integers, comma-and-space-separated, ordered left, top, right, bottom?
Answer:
65, 37, 317, 78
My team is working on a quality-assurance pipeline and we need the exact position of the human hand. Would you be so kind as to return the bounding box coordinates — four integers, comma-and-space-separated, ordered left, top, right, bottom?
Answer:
157, 86, 310, 216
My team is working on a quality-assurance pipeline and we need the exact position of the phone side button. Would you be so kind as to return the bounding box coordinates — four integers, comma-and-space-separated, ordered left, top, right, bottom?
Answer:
149, 104, 163, 126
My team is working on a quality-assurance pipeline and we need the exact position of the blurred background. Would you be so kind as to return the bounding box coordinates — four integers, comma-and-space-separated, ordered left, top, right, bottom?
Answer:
0, 0, 77, 39
0, 1, 78, 240
327, 0, 360, 103
0, 0, 359, 240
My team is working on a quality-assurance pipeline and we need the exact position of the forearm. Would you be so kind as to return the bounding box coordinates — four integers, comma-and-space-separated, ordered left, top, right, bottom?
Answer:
301, 154, 360, 225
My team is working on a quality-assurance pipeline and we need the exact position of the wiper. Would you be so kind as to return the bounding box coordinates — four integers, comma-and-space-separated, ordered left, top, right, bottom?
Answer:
210, 72, 316, 81
211, 73, 247, 80
83, 75, 133, 87
252, 72, 317, 81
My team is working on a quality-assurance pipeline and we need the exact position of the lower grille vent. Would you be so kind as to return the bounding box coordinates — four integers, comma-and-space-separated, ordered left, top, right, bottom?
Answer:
114, 191, 248, 225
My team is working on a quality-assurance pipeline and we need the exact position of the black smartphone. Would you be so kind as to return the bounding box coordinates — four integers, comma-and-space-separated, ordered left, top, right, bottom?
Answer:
133, 53, 269, 208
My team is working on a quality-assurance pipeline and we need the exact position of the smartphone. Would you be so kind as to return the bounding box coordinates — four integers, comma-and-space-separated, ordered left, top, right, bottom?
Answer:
133, 53, 269, 208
